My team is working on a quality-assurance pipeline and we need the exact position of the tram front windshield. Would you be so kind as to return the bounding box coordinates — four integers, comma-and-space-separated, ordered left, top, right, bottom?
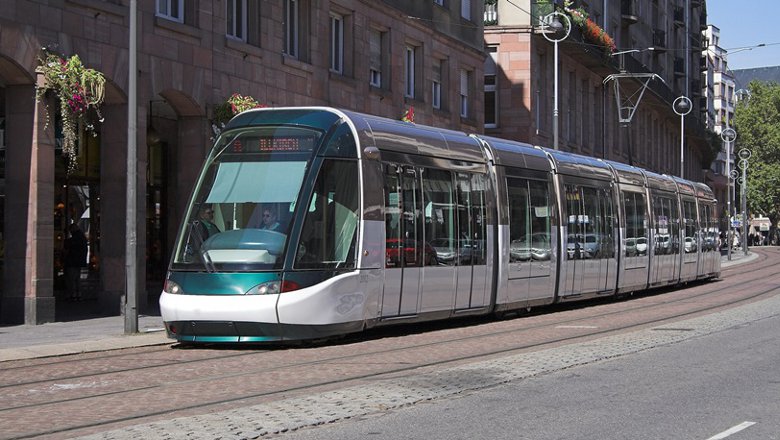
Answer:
172, 125, 341, 271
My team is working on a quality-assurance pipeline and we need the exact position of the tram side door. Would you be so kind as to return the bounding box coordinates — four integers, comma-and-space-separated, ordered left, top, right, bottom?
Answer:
563, 184, 604, 296
454, 173, 488, 310
680, 197, 699, 280
381, 164, 423, 317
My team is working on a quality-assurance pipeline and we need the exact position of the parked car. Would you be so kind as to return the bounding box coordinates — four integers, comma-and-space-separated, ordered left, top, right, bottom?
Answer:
567, 233, 599, 259
636, 236, 648, 255
684, 236, 696, 253
430, 238, 471, 265
386, 238, 438, 267
513, 232, 552, 261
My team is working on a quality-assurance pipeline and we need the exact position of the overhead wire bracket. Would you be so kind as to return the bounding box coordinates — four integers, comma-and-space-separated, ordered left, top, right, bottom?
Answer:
603, 73, 665, 125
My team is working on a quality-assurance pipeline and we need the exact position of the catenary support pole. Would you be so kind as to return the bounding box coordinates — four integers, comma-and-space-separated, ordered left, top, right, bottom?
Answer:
125, 0, 138, 334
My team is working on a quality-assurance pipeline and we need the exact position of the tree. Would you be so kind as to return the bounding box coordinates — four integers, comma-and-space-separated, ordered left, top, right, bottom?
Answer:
733, 80, 780, 242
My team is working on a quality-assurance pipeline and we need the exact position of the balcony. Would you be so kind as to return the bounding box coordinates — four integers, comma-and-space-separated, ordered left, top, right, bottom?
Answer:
484, 2, 497, 26
531, 1, 554, 28
621, 0, 639, 25
652, 29, 666, 51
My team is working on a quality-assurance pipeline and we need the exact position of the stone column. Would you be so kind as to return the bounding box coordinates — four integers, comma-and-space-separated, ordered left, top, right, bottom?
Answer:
1, 84, 35, 325
25, 74, 56, 324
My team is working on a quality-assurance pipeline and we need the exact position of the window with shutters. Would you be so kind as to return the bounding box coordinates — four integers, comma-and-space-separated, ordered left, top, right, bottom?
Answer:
460, 69, 471, 118
330, 13, 344, 74
461, 0, 471, 20
369, 28, 384, 88
157, 0, 183, 23
432, 58, 442, 110
405, 45, 417, 98
484, 47, 498, 128
285, 0, 299, 58
283, 0, 311, 63
226, 0, 247, 42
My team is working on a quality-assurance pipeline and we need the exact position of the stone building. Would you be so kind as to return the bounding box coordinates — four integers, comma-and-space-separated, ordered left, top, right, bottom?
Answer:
0, 0, 486, 324
483, 0, 714, 180
701, 24, 734, 228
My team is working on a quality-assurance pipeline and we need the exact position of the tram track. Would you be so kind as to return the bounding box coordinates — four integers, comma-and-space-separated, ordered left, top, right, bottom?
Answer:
0, 247, 775, 391
2, 250, 779, 439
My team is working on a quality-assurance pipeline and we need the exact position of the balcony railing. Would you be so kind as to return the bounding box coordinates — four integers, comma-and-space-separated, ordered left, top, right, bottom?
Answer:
621, 0, 638, 24
484, 2, 497, 26
531, 1, 554, 28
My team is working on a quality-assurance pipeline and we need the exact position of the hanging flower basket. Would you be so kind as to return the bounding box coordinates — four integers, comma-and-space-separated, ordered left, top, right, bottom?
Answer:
35, 49, 106, 169
213, 93, 265, 129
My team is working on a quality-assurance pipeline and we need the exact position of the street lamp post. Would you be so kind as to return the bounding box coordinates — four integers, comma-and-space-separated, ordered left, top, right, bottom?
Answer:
738, 148, 751, 256
542, 11, 571, 150
673, 96, 692, 178
721, 127, 737, 261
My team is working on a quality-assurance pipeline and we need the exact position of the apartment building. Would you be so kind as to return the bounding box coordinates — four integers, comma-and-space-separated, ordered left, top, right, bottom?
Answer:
483, 0, 713, 180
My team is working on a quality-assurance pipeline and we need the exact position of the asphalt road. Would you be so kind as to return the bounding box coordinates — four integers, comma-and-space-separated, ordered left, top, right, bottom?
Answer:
275, 309, 780, 440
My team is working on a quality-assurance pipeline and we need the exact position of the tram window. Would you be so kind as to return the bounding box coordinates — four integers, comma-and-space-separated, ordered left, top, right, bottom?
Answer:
623, 191, 647, 258
470, 174, 488, 264
295, 159, 359, 269
321, 122, 357, 158
565, 185, 583, 260
528, 180, 551, 261
507, 178, 531, 262
384, 165, 402, 268
599, 187, 615, 259
456, 173, 487, 265
653, 195, 673, 255
423, 169, 455, 266
682, 200, 698, 253
508, 178, 551, 262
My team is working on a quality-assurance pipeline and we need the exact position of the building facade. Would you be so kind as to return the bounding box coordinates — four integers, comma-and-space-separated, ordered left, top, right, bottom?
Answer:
701, 24, 734, 225
483, 0, 713, 181
0, 0, 486, 325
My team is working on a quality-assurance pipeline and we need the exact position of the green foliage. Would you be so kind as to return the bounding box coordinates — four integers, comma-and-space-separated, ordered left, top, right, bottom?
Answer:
35, 49, 106, 171
700, 129, 722, 169
733, 80, 780, 229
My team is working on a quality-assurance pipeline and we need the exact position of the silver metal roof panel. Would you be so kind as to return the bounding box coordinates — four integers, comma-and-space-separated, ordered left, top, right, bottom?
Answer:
604, 160, 646, 187
643, 170, 678, 193
542, 148, 613, 181
475, 136, 552, 171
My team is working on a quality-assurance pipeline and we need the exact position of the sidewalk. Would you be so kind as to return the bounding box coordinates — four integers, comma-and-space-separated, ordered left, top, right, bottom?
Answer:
0, 250, 762, 362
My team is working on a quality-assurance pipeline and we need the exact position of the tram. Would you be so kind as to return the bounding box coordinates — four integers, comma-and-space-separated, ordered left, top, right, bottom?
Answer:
159, 107, 720, 343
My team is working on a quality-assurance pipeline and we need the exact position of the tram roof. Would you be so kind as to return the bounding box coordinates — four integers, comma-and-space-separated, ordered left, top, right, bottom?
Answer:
225, 107, 487, 163
672, 176, 697, 196
475, 136, 551, 172
603, 160, 647, 187
692, 181, 716, 200
643, 169, 679, 193
542, 148, 614, 181
338, 109, 487, 164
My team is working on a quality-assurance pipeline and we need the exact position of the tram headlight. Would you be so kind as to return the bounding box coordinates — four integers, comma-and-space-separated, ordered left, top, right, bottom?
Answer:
248, 280, 302, 295
163, 280, 183, 295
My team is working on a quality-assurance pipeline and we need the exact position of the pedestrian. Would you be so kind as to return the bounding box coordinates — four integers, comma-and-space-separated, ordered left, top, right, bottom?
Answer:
64, 223, 88, 301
